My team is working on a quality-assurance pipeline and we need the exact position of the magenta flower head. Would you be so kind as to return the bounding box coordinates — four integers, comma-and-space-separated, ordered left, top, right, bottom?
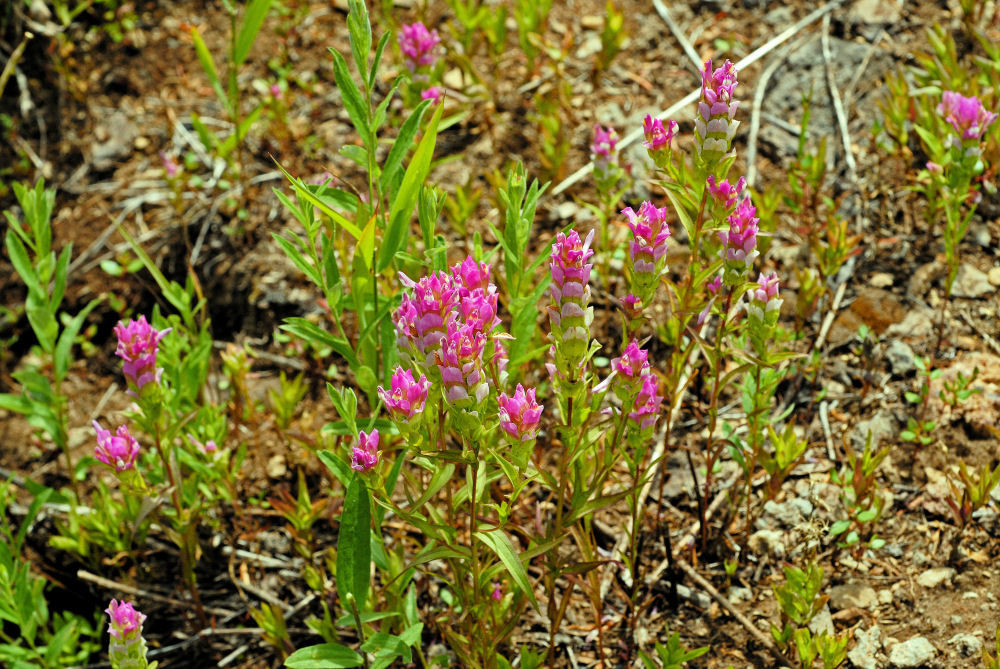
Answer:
491, 582, 503, 602
548, 229, 596, 379
610, 339, 653, 409
706, 175, 746, 211
938, 91, 997, 153
643, 114, 678, 152
622, 202, 671, 301
105, 599, 150, 669
747, 272, 782, 325
591, 124, 619, 169
421, 86, 443, 103
399, 22, 441, 70
498, 384, 543, 443
160, 152, 179, 178
351, 429, 380, 472
747, 271, 782, 357
621, 293, 643, 320
436, 321, 489, 408
378, 367, 431, 422
628, 373, 662, 447
114, 316, 170, 397
718, 195, 759, 284
695, 59, 739, 167
93, 421, 141, 473
395, 270, 459, 368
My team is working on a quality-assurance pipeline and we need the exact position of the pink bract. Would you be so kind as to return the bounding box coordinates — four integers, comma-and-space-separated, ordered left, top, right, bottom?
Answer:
114, 316, 170, 394
105, 599, 146, 641
351, 429, 380, 472
497, 383, 543, 443
398, 22, 441, 69
938, 91, 997, 143
378, 367, 431, 420
93, 421, 141, 472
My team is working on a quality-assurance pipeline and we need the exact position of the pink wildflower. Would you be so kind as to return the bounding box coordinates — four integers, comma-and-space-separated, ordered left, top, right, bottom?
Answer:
93, 421, 141, 472
591, 124, 619, 166
421, 86, 443, 103
747, 271, 782, 325
378, 367, 431, 421
706, 175, 746, 211
695, 59, 740, 164
351, 429, 380, 472
938, 91, 997, 146
622, 202, 670, 298
628, 373, 662, 443
621, 293, 643, 319
399, 22, 441, 70
718, 196, 759, 282
642, 114, 677, 152
548, 230, 596, 378
114, 316, 170, 395
491, 582, 503, 601
435, 321, 489, 409
497, 384, 543, 443
395, 271, 459, 367
106, 599, 151, 669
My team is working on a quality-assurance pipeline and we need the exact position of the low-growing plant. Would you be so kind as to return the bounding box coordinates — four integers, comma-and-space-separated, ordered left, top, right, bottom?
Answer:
829, 431, 889, 553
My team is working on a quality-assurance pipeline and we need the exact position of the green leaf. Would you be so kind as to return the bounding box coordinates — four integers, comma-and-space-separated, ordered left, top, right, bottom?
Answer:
284, 643, 363, 668
276, 163, 364, 240
273, 233, 322, 286
380, 99, 432, 197
474, 529, 538, 611
190, 27, 230, 114
380, 102, 443, 272
5, 230, 42, 297
280, 318, 358, 368
318, 450, 352, 488
234, 0, 273, 66
0, 393, 31, 415
828, 520, 850, 536
53, 299, 99, 382
330, 48, 373, 152
337, 476, 372, 611
346, 0, 373, 85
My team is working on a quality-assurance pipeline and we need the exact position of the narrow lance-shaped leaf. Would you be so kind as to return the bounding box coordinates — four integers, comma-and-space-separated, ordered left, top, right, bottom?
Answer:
337, 475, 372, 611
234, 0, 273, 66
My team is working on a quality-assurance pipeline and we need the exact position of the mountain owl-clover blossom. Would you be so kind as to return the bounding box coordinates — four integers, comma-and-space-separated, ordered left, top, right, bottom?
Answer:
694, 59, 739, 168
93, 421, 141, 473
628, 372, 662, 447
746, 272, 783, 357
114, 316, 170, 397
378, 367, 431, 421
938, 91, 997, 155
718, 195, 759, 285
548, 229, 596, 380
622, 201, 671, 302
105, 599, 151, 669
497, 384, 543, 443
351, 429, 380, 472
398, 22, 441, 70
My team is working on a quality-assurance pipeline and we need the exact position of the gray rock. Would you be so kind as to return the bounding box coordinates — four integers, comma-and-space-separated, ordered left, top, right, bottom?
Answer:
948, 633, 982, 657
851, 411, 897, 450
886, 340, 916, 376
790, 496, 814, 518
763, 499, 804, 527
916, 567, 955, 589
829, 583, 879, 610
951, 264, 994, 298
888, 636, 937, 668
847, 0, 901, 24
748, 529, 786, 557
849, 625, 884, 669
727, 585, 752, 604
808, 604, 834, 636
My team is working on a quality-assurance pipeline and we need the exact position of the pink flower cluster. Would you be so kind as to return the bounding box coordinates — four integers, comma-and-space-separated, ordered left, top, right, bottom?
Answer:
591, 124, 619, 170
106, 599, 150, 669
642, 114, 678, 153
399, 22, 441, 70
394, 258, 505, 416
718, 195, 759, 282
93, 421, 141, 472
938, 91, 997, 149
114, 316, 170, 396
628, 373, 662, 445
378, 368, 431, 421
622, 201, 671, 300
498, 384, 543, 443
707, 175, 746, 211
421, 86, 443, 103
610, 339, 651, 408
694, 59, 740, 165
548, 230, 595, 378
747, 272, 782, 326
352, 429, 380, 472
